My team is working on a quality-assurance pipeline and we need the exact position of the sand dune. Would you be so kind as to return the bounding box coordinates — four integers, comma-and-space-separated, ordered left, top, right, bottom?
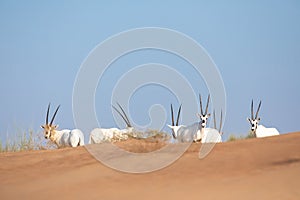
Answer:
1, 132, 300, 200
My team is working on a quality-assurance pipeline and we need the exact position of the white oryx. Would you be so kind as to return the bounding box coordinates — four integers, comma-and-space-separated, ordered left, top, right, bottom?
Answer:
247, 100, 280, 138
41, 104, 85, 148
167, 104, 198, 142
194, 94, 210, 142
89, 103, 133, 144
200, 110, 223, 143
194, 94, 222, 143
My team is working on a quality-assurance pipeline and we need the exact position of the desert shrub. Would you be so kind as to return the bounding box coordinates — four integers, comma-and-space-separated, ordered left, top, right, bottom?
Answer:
127, 129, 170, 142
245, 132, 256, 139
227, 132, 255, 142
227, 134, 239, 142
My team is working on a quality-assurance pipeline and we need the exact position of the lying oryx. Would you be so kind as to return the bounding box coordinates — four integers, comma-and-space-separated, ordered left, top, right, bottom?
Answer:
41, 103, 84, 148
200, 110, 223, 143
194, 94, 210, 142
247, 100, 280, 138
167, 104, 198, 142
89, 103, 133, 144
194, 94, 222, 143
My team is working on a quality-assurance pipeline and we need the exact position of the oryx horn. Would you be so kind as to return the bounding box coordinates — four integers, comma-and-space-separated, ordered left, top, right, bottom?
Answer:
251, 99, 254, 120
205, 94, 210, 115
255, 100, 262, 120
213, 110, 216, 129
213, 109, 223, 132
46, 103, 50, 124
199, 94, 210, 115
199, 94, 204, 115
171, 104, 175, 126
176, 104, 182, 126
219, 110, 223, 132
50, 105, 60, 126
112, 103, 132, 127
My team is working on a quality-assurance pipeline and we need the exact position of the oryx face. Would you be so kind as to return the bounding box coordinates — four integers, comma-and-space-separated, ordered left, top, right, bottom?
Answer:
197, 94, 211, 129
41, 103, 60, 141
198, 114, 211, 129
248, 118, 260, 132
41, 124, 58, 140
167, 125, 184, 139
248, 100, 262, 135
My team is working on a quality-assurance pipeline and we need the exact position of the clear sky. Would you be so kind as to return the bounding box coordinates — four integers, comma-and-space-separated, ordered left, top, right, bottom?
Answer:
0, 0, 299, 141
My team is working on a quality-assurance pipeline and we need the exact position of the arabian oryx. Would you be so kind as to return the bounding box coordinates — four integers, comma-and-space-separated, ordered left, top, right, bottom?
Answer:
89, 103, 133, 144
41, 104, 85, 148
200, 110, 223, 143
167, 104, 198, 142
247, 100, 280, 138
194, 94, 210, 142
197, 94, 211, 129
194, 94, 223, 143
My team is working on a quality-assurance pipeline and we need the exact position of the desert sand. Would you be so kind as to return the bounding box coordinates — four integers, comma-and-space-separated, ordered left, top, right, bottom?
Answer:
1, 132, 300, 200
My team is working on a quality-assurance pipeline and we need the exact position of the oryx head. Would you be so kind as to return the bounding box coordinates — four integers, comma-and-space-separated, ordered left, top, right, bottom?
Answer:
247, 100, 262, 135
197, 94, 211, 129
213, 109, 223, 135
41, 103, 60, 141
112, 103, 133, 133
167, 104, 183, 139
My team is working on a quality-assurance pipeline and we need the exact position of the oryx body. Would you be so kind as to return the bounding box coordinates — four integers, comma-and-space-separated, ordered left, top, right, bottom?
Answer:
51, 129, 84, 147
255, 125, 279, 138
89, 127, 131, 144
167, 104, 198, 142
89, 103, 133, 144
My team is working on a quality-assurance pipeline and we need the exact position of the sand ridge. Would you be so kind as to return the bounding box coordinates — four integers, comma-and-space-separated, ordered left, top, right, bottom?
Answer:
1, 132, 300, 200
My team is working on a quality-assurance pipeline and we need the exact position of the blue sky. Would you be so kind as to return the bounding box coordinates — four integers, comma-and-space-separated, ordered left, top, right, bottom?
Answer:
0, 1, 299, 141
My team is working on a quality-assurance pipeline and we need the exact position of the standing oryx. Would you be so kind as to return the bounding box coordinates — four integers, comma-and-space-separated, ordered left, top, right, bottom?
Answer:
167, 104, 198, 142
247, 100, 280, 138
89, 103, 133, 144
41, 103, 85, 148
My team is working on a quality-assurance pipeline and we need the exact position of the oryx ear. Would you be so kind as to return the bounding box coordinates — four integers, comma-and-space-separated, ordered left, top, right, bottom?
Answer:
41, 125, 45, 129
247, 117, 251, 122
54, 125, 59, 129
167, 124, 173, 129
196, 113, 201, 117
257, 118, 260, 122
207, 113, 211, 117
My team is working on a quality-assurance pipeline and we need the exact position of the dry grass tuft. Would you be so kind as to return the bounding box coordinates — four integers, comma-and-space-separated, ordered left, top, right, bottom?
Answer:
0, 129, 56, 152
227, 131, 255, 142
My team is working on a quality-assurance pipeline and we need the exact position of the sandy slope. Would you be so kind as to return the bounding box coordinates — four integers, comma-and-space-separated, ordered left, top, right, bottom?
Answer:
1, 132, 300, 200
